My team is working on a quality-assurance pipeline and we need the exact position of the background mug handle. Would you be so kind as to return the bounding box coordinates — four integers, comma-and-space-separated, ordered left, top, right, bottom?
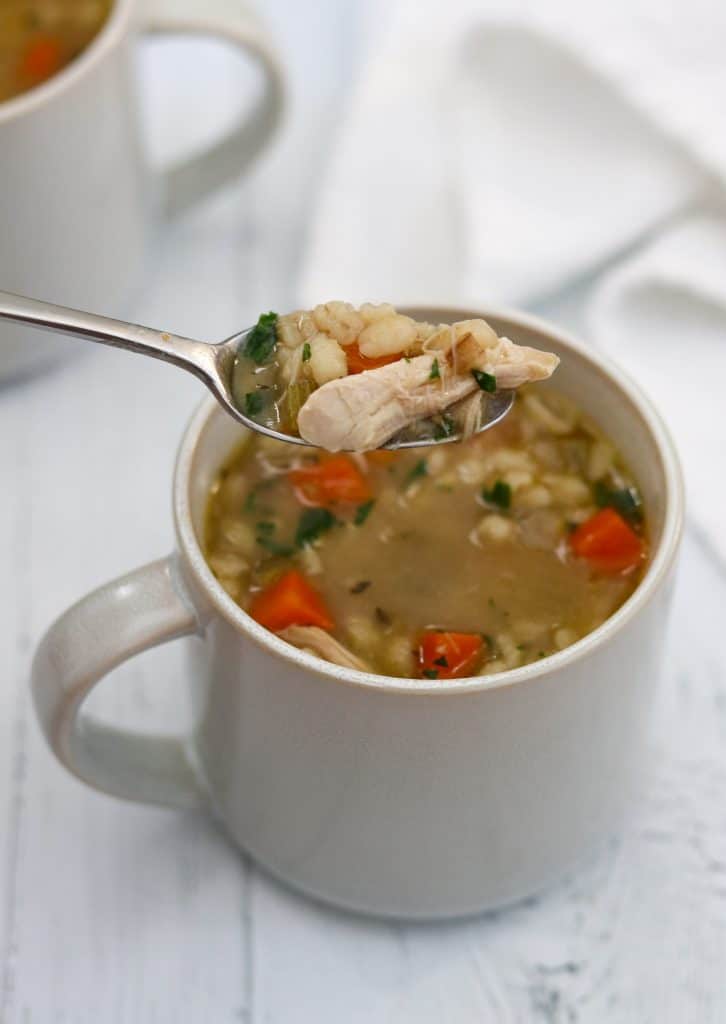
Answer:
143, 0, 285, 218
31, 556, 208, 809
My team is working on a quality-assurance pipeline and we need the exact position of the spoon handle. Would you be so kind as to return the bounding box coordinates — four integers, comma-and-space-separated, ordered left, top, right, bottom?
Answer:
0, 289, 218, 382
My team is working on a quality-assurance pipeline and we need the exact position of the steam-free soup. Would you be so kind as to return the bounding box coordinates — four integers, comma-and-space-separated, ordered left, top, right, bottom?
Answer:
0, 1, 112, 104
205, 387, 648, 679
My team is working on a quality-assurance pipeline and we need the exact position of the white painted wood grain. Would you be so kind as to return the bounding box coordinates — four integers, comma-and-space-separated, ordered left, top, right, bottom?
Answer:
2, 1, 726, 1020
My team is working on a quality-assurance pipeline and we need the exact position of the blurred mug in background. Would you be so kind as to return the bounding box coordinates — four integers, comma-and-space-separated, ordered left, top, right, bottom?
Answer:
0, 0, 284, 381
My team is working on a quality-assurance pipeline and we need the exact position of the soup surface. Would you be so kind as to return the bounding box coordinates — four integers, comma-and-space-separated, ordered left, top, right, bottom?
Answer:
0, 1, 112, 104
205, 387, 648, 679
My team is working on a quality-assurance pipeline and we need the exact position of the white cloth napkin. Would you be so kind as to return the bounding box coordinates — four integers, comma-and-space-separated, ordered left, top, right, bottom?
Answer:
298, 0, 726, 559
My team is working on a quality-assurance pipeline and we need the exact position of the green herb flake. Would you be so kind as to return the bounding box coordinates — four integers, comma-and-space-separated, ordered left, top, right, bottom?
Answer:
354, 499, 375, 525
302, 342, 312, 362
422, 669, 439, 679
429, 357, 440, 381
472, 369, 497, 393
243, 311, 278, 365
244, 391, 265, 417
254, 519, 293, 556
434, 655, 449, 667
405, 459, 428, 485
482, 479, 512, 510
295, 507, 336, 547
350, 580, 371, 594
433, 414, 456, 440
594, 480, 644, 526
243, 490, 257, 514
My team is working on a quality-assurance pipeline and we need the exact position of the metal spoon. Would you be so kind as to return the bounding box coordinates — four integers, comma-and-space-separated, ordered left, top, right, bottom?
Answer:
0, 290, 514, 449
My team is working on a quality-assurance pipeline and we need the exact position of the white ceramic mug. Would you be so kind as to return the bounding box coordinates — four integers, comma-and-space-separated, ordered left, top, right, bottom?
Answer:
31, 307, 684, 919
0, 0, 283, 381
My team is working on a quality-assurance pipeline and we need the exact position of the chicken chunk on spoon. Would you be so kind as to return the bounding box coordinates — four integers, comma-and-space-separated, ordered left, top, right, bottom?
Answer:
0, 293, 558, 453
297, 323, 558, 452
233, 303, 559, 452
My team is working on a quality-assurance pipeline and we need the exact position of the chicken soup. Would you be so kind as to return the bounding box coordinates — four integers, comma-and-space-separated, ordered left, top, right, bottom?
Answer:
232, 304, 559, 451
205, 387, 648, 679
0, 1, 112, 104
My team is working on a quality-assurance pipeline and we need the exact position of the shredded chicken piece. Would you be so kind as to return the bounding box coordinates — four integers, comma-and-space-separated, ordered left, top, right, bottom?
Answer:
450, 389, 484, 438
268, 305, 559, 451
297, 330, 559, 452
277, 626, 370, 671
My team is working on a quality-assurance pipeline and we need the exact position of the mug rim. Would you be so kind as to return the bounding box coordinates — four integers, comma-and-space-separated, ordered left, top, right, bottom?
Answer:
173, 304, 684, 696
0, 0, 134, 126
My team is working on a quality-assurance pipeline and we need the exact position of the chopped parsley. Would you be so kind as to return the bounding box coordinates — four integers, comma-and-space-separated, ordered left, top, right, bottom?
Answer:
354, 499, 375, 525
350, 580, 371, 594
302, 341, 311, 362
257, 536, 294, 557
255, 519, 293, 556
405, 459, 428, 485
594, 480, 643, 526
472, 369, 497, 393
429, 357, 440, 381
244, 391, 265, 416
422, 669, 439, 679
482, 479, 511, 510
243, 311, 278, 365
434, 655, 449, 667
295, 507, 336, 547
433, 414, 456, 440
375, 606, 392, 626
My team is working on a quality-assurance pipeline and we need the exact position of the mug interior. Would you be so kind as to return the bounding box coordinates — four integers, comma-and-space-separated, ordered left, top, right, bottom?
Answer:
175, 306, 683, 692
0, 0, 132, 124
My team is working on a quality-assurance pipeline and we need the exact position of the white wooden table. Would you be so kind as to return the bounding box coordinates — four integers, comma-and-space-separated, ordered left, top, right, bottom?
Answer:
2, 3, 726, 1020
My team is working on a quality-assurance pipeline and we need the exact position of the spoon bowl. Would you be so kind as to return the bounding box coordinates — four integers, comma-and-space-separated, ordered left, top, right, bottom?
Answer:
0, 291, 513, 450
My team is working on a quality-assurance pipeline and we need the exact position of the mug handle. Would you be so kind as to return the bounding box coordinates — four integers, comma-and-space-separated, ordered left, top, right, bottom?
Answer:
143, 0, 285, 218
31, 556, 208, 809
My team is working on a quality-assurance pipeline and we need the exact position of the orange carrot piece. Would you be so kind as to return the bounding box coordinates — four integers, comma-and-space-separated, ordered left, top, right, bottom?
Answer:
569, 507, 645, 574
289, 455, 372, 507
344, 342, 400, 374
418, 631, 484, 679
249, 570, 334, 631
21, 36, 63, 83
